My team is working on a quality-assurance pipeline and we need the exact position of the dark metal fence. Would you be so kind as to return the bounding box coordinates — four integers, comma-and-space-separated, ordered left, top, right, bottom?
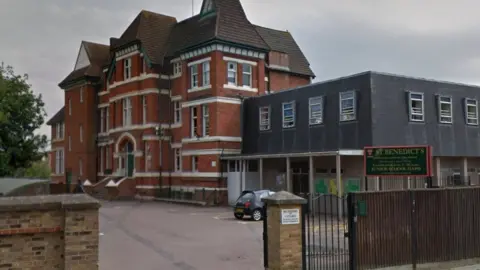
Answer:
350, 187, 480, 269
302, 193, 350, 269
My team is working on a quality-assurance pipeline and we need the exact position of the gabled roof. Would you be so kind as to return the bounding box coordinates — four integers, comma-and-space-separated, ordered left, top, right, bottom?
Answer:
59, 41, 110, 88
112, 10, 177, 64
46, 106, 65, 126
166, 0, 268, 56
254, 25, 315, 78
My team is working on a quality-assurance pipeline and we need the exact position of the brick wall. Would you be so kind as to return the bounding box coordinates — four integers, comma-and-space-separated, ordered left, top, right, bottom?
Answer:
0, 194, 100, 270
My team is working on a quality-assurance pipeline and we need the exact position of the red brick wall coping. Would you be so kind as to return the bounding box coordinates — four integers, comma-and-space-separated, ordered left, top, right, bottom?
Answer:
0, 226, 63, 236
0, 194, 100, 212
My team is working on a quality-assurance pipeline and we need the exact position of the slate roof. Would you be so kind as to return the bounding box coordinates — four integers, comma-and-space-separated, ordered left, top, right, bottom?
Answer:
58, 41, 110, 88
112, 10, 177, 64
165, 0, 269, 56
254, 25, 315, 78
46, 106, 65, 125
0, 178, 50, 196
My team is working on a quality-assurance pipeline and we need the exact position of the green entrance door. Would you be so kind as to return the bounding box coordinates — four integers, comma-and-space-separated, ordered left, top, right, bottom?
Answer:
127, 154, 134, 177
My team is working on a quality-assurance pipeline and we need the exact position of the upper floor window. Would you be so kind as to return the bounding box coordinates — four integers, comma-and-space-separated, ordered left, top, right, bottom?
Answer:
202, 62, 210, 86
192, 156, 199, 172
465, 98, 478, 125
80, 87, 84, 103
309, 96, 324, 125
100, 109, 105, 133
142, 95, 147, 124
438, 96, 452, 124
56, 123, 64, 139
202, 105, 210, 136
173, 62, 182, 76
227, 62, 237, 85
79, 125, 83, 143
174, 101, 181, 123
123, 97, 132, 126
124, 58, 132, 80
191, 107, 198, 137
282, 101, 295, 128
106, 108, 109, 131
68, 98, 72, 116
191, 65, 198, 88
340, 91, 356, 122
408, 92, 424, 122
242, 64, 252, 87
259, 106, 271, 131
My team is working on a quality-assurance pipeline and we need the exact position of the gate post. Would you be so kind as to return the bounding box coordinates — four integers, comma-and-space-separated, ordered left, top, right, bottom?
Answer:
262, 191, 307, 270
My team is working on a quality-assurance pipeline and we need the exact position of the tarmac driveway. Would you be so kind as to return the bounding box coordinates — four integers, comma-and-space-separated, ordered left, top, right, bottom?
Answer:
98, 201, 264, 270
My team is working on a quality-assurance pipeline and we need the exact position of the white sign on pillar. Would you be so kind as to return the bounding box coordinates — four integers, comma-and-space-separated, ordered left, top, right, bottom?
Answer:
280, 208, 300, 225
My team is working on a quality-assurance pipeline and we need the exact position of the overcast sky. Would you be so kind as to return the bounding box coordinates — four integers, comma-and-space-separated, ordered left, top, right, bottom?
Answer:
1, 0, 480, 139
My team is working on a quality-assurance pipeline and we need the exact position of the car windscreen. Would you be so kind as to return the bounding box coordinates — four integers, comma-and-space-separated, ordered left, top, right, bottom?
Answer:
237, 192, 255, 203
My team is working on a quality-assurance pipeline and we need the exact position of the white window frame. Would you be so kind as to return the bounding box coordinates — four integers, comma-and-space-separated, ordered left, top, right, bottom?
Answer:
408, 92, 425, 122
124, 58, 132, 80
282, 101, 296, 128
191, 107, 198, 138
192, 156, 198, 172
68, 98, 72, 116
79, 159, 83, 176
80, 86, 84, 103
465, 98, 479, 125
174, 148, 182, 172
56, 123, 63, 139
227, 61, 237, 85
438, 96, 453, 124
55, 149, 64, 174
68, 136, 71, 152
202, 62, 210, 86
191, 65, 198, 88
202, 105, 210, 136
259, 106, 271, 131
142, 95, 147, 124
123, 97, 132, 126
242, 64, 252, 87
80, 125, 83, 143
173, 62, 182, 76
174, 101, 181, 123
309, 96, 324, 125
339, 91, 356, 122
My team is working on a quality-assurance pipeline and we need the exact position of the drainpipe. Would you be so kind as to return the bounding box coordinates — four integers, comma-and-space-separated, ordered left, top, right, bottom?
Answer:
238, 94, 245, 192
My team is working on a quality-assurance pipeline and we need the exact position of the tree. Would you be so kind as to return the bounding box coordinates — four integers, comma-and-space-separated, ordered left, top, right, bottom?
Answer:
0, 63, 48, 177
16, 159, 51, 179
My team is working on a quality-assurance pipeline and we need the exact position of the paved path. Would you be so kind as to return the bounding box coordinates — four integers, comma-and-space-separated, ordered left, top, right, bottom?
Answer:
99, 201, 263, 270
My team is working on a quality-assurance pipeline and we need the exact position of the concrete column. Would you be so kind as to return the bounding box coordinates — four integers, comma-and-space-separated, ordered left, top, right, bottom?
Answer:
461, 157, 468, 185
435, 157, 441, 186
259, 158, 264, 189
286, 157, 291, 192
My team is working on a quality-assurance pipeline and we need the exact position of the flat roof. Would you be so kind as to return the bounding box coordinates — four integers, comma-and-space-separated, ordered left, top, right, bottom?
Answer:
0, 178, 50, 196
220, 149, 364, 160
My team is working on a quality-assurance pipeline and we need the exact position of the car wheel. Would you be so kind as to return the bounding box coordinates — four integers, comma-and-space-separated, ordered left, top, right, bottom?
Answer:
251, 209, 263, 221
234, 213, 244, 220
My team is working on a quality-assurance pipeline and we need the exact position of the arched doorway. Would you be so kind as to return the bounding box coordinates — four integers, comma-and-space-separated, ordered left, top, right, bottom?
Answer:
119, 141, 134, 177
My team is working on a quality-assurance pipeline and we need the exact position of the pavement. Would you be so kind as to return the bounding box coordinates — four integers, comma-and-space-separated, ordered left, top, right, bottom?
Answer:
98, 201, 264, 270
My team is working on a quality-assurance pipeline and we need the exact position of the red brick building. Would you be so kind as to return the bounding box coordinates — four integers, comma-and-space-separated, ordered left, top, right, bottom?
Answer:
46, 0, 315, 201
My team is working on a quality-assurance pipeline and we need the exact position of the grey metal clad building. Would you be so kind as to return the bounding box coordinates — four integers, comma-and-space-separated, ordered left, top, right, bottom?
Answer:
223, 71, 480, 196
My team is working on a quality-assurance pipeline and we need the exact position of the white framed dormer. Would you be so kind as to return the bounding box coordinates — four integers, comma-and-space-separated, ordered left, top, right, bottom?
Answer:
437, 95, 453, 124
408, 91, 425, 122
465, 98, 479, 126
339, 91, 356, 122
282, 101, 296, 128
223, 58, 258, 92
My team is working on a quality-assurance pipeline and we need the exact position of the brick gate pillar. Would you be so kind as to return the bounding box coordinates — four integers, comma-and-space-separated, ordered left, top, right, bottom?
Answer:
262, 191, 307, 270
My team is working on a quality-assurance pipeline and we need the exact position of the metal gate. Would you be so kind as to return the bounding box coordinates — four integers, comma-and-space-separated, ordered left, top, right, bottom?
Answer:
302, 193, 355, 269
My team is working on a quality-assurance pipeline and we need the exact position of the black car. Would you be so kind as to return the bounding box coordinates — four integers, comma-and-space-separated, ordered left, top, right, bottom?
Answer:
233, 190, 275, 221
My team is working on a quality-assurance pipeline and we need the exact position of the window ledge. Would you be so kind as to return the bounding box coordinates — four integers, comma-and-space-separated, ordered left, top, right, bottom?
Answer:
188, 85, 211, 93
171, 73, 182, 79
223, 84, 258, 92
171, 122, 182, 129
52, 138, 64, 143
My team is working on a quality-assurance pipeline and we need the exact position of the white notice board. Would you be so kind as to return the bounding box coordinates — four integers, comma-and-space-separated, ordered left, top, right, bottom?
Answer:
281, 209, 300, 225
